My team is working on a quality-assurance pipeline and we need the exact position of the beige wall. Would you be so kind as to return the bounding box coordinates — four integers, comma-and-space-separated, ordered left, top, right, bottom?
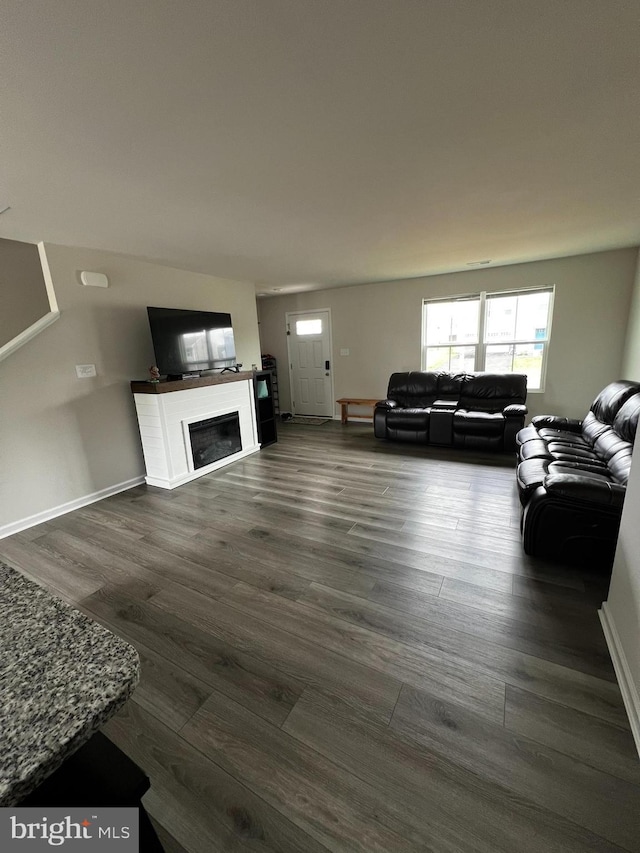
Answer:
605, 433, 640, 752
0, 238, 52, 347
621, 248, 640, 380
605, 247, 640, 752
0, 243, 260, 532
258, 249, 638, 420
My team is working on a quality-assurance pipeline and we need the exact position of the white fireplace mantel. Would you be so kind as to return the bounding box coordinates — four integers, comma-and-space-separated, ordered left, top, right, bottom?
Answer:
131, 372, 259, 489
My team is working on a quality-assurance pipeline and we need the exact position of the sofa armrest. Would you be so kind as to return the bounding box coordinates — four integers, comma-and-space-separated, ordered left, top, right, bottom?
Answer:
531, 415, 582, 431
375, 399, 397, 410
503, 403, 527, 417
544, 473, 626, 508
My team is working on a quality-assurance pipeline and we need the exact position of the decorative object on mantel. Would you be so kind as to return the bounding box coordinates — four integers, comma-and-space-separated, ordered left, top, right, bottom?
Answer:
148, 365, 160, 383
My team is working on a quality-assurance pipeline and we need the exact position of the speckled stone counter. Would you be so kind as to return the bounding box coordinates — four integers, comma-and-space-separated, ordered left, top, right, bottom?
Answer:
0, 561, 139, 806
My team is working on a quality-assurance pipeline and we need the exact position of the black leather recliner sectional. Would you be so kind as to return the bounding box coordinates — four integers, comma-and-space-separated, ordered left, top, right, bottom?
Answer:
516, 380, 640, 565
374, 371, 528, 451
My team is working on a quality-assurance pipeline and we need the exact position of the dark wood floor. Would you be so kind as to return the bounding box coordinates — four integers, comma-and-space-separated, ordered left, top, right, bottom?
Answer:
2, 422, 640, 852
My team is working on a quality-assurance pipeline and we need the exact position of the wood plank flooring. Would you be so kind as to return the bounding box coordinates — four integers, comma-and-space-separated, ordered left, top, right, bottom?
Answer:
2, 421, 639, 852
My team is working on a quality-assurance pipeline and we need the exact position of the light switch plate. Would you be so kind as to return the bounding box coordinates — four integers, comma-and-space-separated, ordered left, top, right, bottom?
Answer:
75, 364, 97, 378
340, 348, 350, 356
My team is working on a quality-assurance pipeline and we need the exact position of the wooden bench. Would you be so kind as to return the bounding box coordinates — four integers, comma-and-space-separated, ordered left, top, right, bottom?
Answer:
336, 397, 381, 425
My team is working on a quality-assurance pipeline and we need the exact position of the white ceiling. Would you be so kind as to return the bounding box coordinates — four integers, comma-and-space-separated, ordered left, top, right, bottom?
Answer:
1, 0, 639, 295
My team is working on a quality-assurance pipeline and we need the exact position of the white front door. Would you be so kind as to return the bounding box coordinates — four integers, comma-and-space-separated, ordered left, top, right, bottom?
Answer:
286, 310, 333, 417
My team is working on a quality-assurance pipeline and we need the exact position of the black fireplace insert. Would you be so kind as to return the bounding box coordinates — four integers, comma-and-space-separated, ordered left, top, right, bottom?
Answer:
188, 412, 242, 469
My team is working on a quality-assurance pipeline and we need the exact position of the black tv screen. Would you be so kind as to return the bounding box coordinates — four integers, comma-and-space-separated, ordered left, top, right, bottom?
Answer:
147, 306, 237, 376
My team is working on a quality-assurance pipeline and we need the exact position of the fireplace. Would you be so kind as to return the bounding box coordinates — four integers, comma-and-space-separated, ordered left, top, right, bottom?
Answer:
188, 411, 242, 469
132, 374, 259, 489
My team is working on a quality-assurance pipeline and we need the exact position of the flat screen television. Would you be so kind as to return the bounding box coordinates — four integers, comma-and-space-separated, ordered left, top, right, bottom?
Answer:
147, 306, 237, 377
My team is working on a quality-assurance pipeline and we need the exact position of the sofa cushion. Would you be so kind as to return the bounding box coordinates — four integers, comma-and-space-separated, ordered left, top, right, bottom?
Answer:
387, 371, 438, 408
516, 425, 539, 445
546, 462, 614, 483
612, 392, 640, 443
516, 457, 550, 500
517, 458, 616, 505
593, 429, 633, 463
386, 407, 430, 431
543, 473, 626, 508
453, 410, 505, 435
531, 415, 582, 430
546, 459, 613, 477
579, 411, 613, 445
458, 373, 527, 411
504, 403, 528, 417
546, 442, 604, 463
538, 431, 592, 449
606, 449, 634, 485
590, 380, 640, 423
436, 372, 464, 399
519, 439, 552, 460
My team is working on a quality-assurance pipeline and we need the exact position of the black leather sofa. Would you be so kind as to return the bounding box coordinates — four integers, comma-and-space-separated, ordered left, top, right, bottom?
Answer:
516, 380, 640, 564
374, 371, 528, 451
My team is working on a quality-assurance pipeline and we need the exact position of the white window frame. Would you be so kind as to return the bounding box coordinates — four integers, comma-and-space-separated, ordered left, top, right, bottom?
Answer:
422, 285, 555, 393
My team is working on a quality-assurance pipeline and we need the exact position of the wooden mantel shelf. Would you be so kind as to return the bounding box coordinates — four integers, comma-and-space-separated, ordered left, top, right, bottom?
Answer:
130, 370, 254, 394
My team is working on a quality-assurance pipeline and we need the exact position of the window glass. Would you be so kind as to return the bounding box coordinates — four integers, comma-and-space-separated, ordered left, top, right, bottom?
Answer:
484, 343, 514, 373
296, 319, 322, 335
512, 343, 544, 389
426, 300, 479, 346
485, 343, 544, 390
485, 291, 551, 343
485, 296, 516, 342
425, 345, 476, 373
423, 286, 553, 391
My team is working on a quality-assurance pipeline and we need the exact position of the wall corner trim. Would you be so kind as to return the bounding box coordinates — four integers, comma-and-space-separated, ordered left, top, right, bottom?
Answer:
599, 602, 640, 757
0, 310, 60, 363
0, 476, 145, 540
0, 242, 60, 363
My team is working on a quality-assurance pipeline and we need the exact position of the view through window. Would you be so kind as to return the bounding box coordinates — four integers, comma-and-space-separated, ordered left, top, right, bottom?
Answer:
296, 319, 322, 335
422, 286, 554, 391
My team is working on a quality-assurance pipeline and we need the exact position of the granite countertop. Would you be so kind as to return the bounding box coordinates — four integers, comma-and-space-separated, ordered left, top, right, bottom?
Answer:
0, 561, 139, 806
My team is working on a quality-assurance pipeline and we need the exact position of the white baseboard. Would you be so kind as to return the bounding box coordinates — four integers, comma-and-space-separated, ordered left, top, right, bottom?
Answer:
0, 476, 146, 540
144, 445, 260, 489
599, 602, 640, 757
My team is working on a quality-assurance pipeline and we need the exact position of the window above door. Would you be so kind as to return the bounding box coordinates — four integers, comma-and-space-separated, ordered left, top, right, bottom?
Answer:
295, 318, 323, 335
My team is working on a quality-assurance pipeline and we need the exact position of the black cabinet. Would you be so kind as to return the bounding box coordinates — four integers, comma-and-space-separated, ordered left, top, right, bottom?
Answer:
261, 355, 280, 414
254, 369, 277, 447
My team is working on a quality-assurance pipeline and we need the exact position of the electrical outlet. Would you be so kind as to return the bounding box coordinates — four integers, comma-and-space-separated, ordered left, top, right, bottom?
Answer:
75, 364, 97, 378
